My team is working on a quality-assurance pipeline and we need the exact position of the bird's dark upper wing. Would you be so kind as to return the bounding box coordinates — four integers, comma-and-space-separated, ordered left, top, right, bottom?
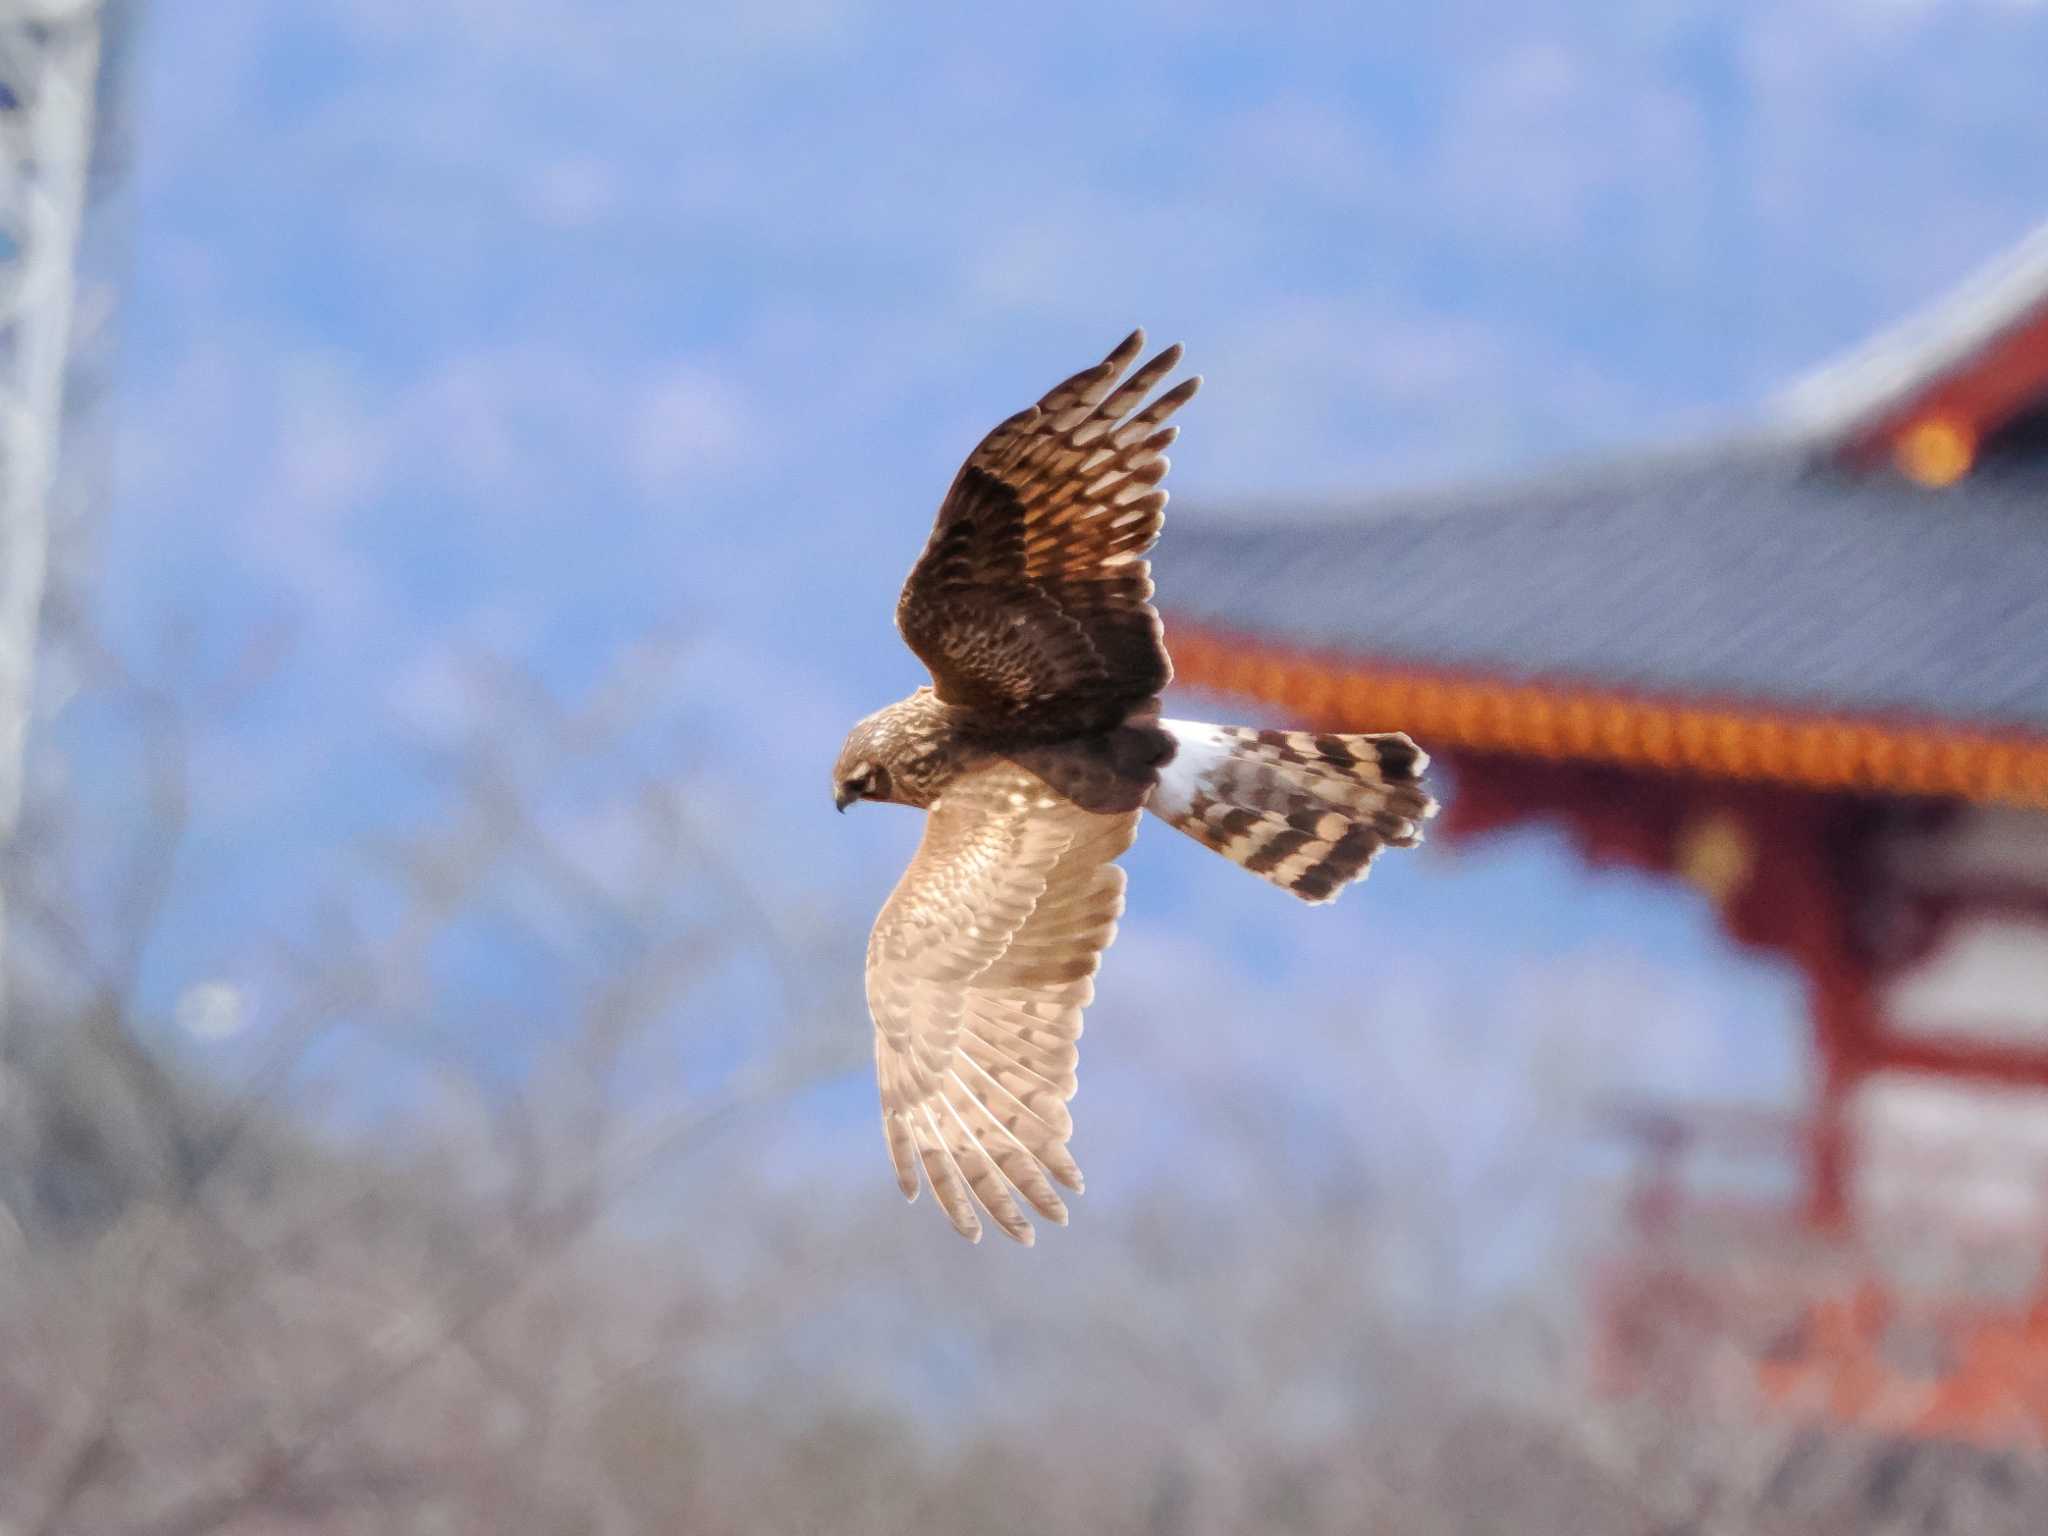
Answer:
896, 331, 1200, 731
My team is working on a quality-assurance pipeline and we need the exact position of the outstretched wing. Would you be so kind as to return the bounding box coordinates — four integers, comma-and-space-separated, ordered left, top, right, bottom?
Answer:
896, 330, 1200, 732
865, 762, 1139, 1243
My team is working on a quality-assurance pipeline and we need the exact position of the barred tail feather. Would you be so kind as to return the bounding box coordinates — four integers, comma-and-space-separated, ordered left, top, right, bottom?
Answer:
1148, 720, 1436, 903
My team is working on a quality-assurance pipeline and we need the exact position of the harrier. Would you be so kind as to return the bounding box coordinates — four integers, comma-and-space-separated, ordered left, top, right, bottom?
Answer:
834, 332, 1435, 1243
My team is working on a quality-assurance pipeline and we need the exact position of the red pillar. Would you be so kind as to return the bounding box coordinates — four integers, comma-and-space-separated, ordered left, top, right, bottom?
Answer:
1809, 981, 1871, 1231
1760, 805, 1879, 1233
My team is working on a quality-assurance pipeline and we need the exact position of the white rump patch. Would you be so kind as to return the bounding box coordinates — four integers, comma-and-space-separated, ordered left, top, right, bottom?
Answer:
1150, 719, 1233, 820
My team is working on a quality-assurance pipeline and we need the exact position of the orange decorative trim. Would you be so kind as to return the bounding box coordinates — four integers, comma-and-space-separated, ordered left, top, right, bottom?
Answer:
1167, 622, 2048, 809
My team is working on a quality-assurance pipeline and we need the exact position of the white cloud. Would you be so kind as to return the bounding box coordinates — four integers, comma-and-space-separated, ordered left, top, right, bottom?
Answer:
525, 155, 623, 230
176, 979, 248, 1040
625, 363, 756, 493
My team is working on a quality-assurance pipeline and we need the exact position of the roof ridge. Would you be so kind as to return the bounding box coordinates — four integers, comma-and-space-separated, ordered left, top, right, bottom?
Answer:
1771, 219, 2048, 447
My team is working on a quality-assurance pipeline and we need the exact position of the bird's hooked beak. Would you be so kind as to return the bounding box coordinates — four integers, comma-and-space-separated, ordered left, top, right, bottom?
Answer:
834, 784, 854, 813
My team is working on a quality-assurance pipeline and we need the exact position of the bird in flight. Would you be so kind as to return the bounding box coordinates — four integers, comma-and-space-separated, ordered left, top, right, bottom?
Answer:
833, 331, 1435, 1243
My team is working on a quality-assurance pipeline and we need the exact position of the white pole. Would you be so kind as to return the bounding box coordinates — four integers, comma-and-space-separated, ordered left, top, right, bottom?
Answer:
0, 2, 105, 1025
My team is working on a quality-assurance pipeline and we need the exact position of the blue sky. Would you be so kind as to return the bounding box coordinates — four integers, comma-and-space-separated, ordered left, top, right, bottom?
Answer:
60, 0, 2048, 1238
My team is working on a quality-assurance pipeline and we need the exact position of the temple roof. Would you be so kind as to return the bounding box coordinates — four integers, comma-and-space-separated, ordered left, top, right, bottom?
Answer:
1158, 440, 2048, 737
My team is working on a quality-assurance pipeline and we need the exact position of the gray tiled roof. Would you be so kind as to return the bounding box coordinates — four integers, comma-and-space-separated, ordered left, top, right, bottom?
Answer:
1156, 441, 2048, 736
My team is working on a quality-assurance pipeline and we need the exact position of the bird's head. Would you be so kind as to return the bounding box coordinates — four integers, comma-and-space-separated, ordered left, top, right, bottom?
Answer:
832, 711, 897, 812
834, 691, 953, 812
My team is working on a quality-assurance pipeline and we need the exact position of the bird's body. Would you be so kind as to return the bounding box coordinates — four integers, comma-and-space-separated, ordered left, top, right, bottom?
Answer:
835, 331, 1435, 1244
838, 686, 1171, 817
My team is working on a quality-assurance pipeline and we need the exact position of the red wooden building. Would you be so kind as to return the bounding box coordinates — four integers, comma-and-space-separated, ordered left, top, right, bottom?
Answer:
1157, 224, 2048, 1442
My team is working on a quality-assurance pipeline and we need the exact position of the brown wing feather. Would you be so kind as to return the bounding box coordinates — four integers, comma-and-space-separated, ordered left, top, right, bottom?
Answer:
866, 762, 1138, 1243
896, 330, 1200, 734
